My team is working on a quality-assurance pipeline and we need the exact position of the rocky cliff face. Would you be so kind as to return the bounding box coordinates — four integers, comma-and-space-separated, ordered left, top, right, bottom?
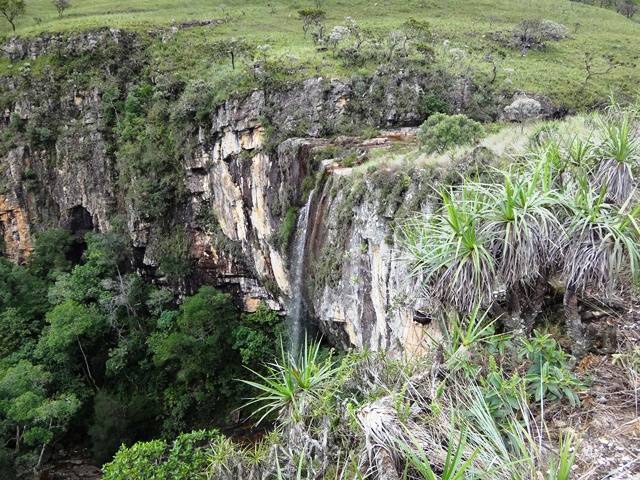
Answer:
144, 83, 440, 351
0, 30, 543, 353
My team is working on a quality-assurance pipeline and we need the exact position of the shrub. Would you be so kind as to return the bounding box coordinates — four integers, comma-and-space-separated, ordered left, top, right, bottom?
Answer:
520, 331, 584, 406
52, 0, 70, 18
419, 94, 450, 118
297, 8, 326, 40
617, 0, 638, 18
417, 113, 484, 153
510, 19, 568, 54
102, 430, 220, 480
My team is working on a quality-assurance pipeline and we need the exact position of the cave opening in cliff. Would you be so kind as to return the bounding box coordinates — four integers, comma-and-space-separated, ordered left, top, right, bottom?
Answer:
65, 205, 94, 265
0, 222, 5, 257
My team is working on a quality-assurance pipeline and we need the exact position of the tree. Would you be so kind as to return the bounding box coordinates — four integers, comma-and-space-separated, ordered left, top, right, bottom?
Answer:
0, 361, 79, 475
212, 38, 253, 70
147, 287, 240, 434
400, 18, 432, 56
297, 8, 325, 38
581, 53, 622, 88
232, 304, 284, 366
0, 0, 25, 32
617, 0, 638, 18
510, 19, 567, 55
52, 0, 70, 18
37, 301, 107, 390
28, 228, 73, 280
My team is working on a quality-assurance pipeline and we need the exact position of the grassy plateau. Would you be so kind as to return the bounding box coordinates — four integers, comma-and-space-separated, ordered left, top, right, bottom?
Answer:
1, 0, 639, 109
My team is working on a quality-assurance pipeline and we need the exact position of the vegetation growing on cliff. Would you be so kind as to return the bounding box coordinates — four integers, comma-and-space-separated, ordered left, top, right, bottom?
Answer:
98, 331, 593, 479
402, 107, 640, 356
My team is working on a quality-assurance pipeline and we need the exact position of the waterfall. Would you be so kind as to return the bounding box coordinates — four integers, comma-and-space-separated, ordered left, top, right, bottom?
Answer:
288, 189, 315, 356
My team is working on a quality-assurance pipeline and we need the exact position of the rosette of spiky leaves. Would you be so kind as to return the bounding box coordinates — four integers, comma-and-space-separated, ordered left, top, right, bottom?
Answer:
523, 137, 593, 193
401, 189, 496, 313
563, 176, 640, 295
594, 114, 639, 204
240, 337, 340, 425
474, 169, 565, 289
567, 135, 595, 171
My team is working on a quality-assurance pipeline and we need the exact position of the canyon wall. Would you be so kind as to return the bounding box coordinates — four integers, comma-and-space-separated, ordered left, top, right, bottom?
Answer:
0, 31, 557, 353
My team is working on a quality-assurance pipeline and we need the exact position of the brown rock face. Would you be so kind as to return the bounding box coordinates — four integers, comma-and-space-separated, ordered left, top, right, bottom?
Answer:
0, 194, 33, 263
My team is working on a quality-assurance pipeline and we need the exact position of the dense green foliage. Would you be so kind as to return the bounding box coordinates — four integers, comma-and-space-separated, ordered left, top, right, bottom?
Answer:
417, 113, 485, 153
0, 229, 283, 476
103, 429, 221, 480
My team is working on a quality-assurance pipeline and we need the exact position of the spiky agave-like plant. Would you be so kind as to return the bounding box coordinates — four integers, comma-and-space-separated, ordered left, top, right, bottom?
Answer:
562, 177, 640, 356
240, 337, 340, 425
477, 169, 564, 287
401, 189, 496, 313
594, 114, 640, 204
470, 168, 565, 329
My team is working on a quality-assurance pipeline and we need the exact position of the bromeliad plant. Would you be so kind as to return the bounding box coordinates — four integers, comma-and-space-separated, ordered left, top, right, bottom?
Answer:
403, 108, 640, 360
473, 168, 564, 330
594, 114, 639, 204
478, 170, 562, 286
240, 337, 340, 425
440, 306, 507, 371
562, 176, 640, 356
401, 189, 496, 313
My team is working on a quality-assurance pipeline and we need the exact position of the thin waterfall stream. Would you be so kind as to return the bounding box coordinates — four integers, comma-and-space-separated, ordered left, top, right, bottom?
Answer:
287, 189, 315, 356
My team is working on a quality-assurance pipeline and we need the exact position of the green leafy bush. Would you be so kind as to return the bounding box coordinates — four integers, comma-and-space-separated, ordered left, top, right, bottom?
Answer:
417, 113, 484, 153
233, 304, 285, 365
520, 331, 584, 406
103, 429, 220, 480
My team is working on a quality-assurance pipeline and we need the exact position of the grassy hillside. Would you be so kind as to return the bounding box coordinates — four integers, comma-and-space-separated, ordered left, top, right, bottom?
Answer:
1, 0, 639, 109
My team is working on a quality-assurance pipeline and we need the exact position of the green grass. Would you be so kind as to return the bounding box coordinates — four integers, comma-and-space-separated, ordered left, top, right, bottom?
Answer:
1, 0, 640, 108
